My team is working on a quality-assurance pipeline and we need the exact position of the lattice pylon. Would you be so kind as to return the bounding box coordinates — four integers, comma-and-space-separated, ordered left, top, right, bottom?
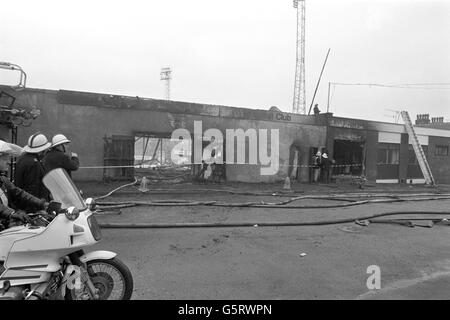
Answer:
292, 0, 306, 114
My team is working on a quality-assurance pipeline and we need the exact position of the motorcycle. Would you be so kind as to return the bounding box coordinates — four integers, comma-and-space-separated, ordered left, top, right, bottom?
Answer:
0, 168, 133, 300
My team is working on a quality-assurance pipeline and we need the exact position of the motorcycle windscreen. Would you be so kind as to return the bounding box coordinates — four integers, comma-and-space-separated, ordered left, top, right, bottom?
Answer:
43, 168, 87, 211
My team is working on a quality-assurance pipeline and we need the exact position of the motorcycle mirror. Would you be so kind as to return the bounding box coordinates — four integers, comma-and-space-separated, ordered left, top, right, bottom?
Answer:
47, 201, 62, 215
0, 280, 11, 293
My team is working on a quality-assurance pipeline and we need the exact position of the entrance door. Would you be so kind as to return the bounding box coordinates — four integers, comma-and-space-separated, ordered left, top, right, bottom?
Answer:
103, 135, 135, 181
333, 140, 363, 176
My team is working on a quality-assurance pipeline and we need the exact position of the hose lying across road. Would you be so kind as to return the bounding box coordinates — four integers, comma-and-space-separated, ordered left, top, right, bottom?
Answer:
94, 177, 138, 201
95, 194, 450, 210
97, 211, 450, 229
93, 181, 450, 229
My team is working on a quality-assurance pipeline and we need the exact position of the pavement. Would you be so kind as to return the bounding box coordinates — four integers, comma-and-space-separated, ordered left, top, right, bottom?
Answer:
78, 180, 450, 299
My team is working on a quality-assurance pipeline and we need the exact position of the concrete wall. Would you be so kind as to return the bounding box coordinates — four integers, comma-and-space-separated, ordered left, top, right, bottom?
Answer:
428, 136, 450, 184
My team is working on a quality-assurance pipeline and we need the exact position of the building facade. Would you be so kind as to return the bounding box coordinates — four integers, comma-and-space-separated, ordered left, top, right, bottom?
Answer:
1, 85, 449, 184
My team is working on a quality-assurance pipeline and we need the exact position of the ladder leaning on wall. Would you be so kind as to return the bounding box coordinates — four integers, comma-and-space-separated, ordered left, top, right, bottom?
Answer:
400, 111, 436, 186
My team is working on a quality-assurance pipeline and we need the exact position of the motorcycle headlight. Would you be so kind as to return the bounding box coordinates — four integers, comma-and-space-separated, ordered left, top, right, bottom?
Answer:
65, 207, 80, 221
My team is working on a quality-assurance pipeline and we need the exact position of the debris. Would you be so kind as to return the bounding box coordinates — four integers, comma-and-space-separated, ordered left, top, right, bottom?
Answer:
355, 220, 370, 226
138, 176, 150, 192
299, 253, 307, 257
253, 224, 258, 227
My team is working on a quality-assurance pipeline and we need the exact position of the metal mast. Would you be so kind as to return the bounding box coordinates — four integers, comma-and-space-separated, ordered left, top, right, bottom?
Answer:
292, 0, 306, 114
160, 67, 172, 100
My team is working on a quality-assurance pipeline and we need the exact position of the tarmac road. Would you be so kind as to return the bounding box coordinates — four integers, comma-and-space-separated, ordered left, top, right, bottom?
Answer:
89, 194, 450, 300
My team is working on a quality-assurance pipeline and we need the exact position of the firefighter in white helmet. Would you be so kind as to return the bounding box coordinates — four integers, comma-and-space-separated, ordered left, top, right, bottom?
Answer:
15, 132, 52, 201
42, 133, 79, 178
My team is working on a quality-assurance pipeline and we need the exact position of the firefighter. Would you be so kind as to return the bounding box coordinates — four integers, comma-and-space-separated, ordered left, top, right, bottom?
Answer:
43, 134, 80, 178
15, 133, 52, 201
313, 150, 322, 183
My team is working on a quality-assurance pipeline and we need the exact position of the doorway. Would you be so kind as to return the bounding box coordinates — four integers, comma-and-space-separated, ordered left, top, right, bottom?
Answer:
103, 135, 135, 181
332, 139, 363, 176
288, 146, 301, 181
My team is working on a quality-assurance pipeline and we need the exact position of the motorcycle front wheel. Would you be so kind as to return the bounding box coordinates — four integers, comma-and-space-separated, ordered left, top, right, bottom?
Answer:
67, 257, 134, 300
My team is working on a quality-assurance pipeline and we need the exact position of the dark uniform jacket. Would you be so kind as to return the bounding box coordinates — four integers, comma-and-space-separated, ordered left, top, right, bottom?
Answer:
0, 175, 46, 221
14, 153, 50, 201
43, 149, 79, 177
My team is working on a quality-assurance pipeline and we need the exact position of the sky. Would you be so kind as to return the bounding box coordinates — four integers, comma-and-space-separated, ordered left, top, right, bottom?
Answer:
1, 0, 449, 122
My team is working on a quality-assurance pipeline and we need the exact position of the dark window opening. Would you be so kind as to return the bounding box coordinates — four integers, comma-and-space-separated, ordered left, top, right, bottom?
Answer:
103, 135, 135, 181
332, 140, 363, 176
407, 145, 428, 179
435, 145, 449, 156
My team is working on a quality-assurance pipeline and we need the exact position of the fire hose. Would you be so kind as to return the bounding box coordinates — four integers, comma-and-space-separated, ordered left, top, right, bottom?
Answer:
95, 194, 450, 210
97, 211, 450, 229
92, 180, 450, 228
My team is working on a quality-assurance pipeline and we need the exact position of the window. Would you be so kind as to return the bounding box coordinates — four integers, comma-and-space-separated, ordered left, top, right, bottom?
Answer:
134, 134, 192, 167
408, 145, 428, 165
435, 145, 449, 156
377, 143, 400, 165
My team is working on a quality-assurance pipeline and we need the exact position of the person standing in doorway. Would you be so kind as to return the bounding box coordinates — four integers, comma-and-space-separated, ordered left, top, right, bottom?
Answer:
321, 150, 332, 184
43, 134, 80, 178
15, 133, 52, 201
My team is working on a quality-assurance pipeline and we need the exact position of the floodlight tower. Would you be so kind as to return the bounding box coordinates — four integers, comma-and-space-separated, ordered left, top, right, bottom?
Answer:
292, 0, 306, 114
160, 67, 172, 100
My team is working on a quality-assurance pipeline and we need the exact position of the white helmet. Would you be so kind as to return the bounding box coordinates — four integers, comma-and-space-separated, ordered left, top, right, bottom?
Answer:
0, 140, 23, 156
52, 134, 71, 147
23, 133, 51, 154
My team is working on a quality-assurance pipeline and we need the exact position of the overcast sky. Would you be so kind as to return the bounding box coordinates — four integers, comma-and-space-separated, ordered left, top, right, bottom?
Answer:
1, 0, 449, 122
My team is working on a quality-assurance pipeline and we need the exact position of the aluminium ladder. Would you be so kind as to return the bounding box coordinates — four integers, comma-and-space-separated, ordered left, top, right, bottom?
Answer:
400, 111, 435, 186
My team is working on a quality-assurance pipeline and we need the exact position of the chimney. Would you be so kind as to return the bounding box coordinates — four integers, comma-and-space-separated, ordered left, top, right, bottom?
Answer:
416, 114, 431, 125
432, 116, 444, 123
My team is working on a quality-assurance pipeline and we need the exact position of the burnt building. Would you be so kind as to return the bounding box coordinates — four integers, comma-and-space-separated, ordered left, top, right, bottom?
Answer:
1, 85, 449, 184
